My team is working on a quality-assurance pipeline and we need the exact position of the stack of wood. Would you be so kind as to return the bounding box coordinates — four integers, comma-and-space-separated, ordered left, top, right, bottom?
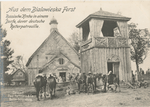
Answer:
121, 80, 135, 89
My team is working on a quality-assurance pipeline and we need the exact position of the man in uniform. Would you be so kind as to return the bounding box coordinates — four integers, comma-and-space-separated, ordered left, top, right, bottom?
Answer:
35, 70, 44, 78
107, 70, 114, 91
107, 70, 113, 85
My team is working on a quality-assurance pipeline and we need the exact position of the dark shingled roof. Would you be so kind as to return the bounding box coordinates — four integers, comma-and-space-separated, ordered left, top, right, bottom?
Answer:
76, 10, 131, 28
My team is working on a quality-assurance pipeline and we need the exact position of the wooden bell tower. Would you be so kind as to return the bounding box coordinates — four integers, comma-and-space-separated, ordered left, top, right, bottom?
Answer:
76, 9, 132, 82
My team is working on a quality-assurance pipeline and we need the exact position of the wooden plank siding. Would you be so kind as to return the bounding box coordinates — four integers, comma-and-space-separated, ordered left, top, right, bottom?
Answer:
26, 30, 80, 85
89, 19, 104, 38
117, 21, 128, 38
78, 10, 131, 82
81, 47, 131, 81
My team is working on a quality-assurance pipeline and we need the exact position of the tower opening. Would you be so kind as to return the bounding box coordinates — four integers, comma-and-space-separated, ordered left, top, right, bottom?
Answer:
82, 22, 90, 41
102, 20, 118, 37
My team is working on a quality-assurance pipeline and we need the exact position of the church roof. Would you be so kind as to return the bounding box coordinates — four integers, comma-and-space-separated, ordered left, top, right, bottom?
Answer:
76, 9, 131, 28
26, 30, 79, 67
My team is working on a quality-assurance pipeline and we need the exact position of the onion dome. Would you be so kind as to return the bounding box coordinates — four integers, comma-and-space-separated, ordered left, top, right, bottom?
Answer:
49, 16, 58, 25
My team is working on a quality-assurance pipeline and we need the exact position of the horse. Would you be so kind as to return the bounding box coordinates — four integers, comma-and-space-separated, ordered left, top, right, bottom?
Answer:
86, 73, 103, 94
102, 74, 120, 92
47, 75, 57, 99
75, 73, 87, 94
33, 75, 47, 101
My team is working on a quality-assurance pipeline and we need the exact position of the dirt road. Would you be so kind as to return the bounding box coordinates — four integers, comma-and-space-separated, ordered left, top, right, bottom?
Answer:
1, 85, 150, 107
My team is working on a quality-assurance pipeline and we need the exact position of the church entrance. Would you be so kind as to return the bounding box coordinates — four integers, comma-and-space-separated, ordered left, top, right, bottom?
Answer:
59, 72, 66, 82
59, 72, 66, 77
107, 62, 113, 73
107, 62, 119, 76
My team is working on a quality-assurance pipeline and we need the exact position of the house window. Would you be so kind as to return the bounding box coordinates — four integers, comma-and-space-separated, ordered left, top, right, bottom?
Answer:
17, 72, 23, 77
59, 58, 64, 65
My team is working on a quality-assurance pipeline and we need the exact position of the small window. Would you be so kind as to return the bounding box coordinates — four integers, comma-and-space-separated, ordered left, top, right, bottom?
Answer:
46, 56, 48, 62
37, 55, 39, 61
59, 58, 64, 65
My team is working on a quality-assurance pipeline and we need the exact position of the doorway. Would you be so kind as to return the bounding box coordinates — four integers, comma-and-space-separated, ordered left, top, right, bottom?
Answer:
107, 62, 113, 73
59, 72, 66, 78
107, 62, 119, 76
59, 72, 66, 82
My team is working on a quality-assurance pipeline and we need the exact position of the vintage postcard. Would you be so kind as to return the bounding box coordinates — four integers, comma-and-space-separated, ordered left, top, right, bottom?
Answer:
0, 1, 150, 107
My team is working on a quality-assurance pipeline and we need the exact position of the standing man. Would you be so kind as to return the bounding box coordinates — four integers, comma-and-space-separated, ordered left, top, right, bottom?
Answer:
131, 70, 135, 83
140, 68, 144, 75
107, 70, 113, 85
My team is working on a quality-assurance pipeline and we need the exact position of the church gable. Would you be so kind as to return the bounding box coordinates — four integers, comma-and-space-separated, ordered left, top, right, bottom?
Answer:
27, 31, 56, 68
52, 31, 79, 66
44, 31, 79, 65
42, 53, 80, 77
26, 17, 80, 85
27, 30, 79, 68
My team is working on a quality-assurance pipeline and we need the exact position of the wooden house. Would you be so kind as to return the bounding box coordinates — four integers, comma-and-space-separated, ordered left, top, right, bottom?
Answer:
26, 17, 80, 85
11, 69, 26, 85
76, 9, 132, 82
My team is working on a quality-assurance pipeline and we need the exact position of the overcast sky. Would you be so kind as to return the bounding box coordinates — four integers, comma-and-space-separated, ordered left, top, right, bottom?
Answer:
1, 1, 150, 72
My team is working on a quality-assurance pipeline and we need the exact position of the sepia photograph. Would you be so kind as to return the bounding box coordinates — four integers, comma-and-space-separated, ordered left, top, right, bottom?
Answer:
0, 1, 150, 106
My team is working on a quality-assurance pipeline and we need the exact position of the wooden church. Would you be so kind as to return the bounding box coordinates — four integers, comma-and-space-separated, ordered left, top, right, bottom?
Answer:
26, 17, 80, 85
76, 9, 132, 82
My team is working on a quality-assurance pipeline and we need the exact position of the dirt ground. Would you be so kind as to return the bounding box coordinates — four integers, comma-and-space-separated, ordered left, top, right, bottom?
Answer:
1, 83, 150, 107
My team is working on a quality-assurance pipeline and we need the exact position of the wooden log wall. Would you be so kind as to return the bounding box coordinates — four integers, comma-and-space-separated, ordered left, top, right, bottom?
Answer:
81, 47, 132, 82
27, 68, 39, 85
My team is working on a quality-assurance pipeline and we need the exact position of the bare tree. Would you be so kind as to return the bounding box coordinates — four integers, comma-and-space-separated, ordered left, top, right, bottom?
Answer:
68, 30, 81, 53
